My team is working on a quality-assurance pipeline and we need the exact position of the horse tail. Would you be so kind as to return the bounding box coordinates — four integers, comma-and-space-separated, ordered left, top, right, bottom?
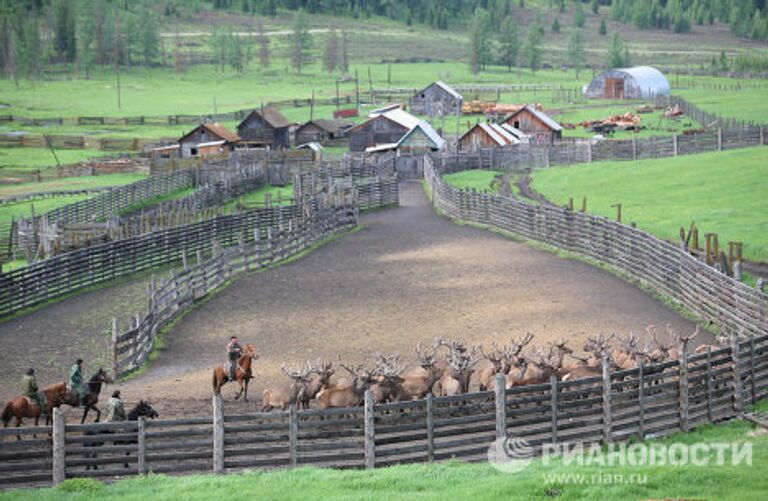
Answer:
2, 401, 13, 426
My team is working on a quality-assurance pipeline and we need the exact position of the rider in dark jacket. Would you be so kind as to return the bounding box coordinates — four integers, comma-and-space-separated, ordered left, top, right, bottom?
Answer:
226, 336, 243, 380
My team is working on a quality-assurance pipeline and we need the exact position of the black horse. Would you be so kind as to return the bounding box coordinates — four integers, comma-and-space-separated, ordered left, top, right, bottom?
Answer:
85, 400, 159, 470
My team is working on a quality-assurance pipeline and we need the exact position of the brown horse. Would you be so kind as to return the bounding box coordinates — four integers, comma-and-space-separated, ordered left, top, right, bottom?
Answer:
212, 344, 259, 400
50, 368, 113, 424
2, 384, 68, 429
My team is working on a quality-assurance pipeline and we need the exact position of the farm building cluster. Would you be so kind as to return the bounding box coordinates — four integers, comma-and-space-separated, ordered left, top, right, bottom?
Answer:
152, 67, 673, 160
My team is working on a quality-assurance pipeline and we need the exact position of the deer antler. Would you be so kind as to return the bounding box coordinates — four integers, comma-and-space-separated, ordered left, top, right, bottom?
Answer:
281, 362, 311, 380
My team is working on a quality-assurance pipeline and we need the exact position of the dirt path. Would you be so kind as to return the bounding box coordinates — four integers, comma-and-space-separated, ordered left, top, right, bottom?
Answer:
105, 181, 700, 418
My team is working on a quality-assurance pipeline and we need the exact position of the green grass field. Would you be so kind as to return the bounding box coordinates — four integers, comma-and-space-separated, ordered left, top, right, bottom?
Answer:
0, 148, 122, 176
530, 146, 768, 262
0, 173, 146, 199
222, 184, 294, 211
6, 399, 766, 501
443, 170, 503, 192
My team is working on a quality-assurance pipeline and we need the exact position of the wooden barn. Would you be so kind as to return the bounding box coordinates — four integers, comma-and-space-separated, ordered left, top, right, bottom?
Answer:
295, 119, 355, 146
348, 109, 444, 152
237, 108, 292, 149
584, 66, 670, 100
409, 81, 463, 117
503, 106, 562, 144
177, 123, 240, 158
457, 122, 519, 150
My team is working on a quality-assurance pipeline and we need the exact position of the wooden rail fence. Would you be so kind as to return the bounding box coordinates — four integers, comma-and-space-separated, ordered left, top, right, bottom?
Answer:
1, 332, 765, 488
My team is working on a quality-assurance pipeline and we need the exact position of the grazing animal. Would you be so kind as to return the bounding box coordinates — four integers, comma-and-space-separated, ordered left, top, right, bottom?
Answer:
435, 342, 480, 396
212, 344, 259, 400
261, 363, 313, 412
397, 341, 446, 400
316, 362, 375, 409
51, 369, 113, 423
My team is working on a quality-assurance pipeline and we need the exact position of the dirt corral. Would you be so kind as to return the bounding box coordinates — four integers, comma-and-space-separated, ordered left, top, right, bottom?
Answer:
0, 182, 706, 420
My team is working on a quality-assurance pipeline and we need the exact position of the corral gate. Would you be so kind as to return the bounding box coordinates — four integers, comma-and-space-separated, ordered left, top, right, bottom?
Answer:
395, 154, 422, 180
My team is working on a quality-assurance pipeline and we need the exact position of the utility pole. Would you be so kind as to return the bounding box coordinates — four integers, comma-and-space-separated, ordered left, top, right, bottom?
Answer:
310, 89, 315, 121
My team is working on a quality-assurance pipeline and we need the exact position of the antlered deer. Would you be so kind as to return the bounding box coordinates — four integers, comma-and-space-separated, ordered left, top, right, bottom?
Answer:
316, 361, 376, 409
261, 362, 314, 412
397, 340, 446, 400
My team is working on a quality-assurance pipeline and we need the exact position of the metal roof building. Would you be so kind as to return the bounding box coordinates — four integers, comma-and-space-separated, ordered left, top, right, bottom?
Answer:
584, 66, 671, 100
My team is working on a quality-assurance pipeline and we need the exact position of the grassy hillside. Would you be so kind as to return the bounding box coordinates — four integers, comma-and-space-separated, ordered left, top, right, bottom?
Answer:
5, 399, 766, 500
530, 146, 768, 262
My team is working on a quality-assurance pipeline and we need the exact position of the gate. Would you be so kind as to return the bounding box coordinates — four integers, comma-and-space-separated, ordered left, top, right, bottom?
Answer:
395, 155, 422, 180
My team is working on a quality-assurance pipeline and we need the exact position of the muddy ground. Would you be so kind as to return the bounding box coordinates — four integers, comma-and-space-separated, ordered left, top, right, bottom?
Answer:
1, 182, 705, 421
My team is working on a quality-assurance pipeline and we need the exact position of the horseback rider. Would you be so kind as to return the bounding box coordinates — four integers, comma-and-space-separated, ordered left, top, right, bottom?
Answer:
105, 390, 126, 422
68, 358, 87, 407
21, 368, 45, 416
226, 336, 243, 380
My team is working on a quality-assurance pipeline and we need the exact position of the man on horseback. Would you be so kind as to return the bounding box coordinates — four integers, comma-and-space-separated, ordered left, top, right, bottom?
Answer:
20, 368, 45, 417
68, 359, 87, 407
226, 336, 243, 380
105, 390, 126, 422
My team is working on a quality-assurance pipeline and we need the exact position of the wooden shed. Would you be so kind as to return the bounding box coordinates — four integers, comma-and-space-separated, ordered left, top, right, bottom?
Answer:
457, 122, 519, 150
237, 108, 292, 149
177, 123, 240, 158
409, 81, 463, 117
348, 109, 443, 152
295, 119, 355, 146
502, 106, 562, 144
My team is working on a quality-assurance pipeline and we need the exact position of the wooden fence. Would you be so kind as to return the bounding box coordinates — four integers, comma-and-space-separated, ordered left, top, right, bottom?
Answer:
0, 133, 169, 152
2, 331, 766, 488
424, 157, 768, 338
448, 123, 766, 173
111, 203, 358, 376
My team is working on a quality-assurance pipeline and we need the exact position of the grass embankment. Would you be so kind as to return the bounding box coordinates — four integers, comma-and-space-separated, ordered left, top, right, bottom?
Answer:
8, 399, 767, 500
443, 169, 526, 198
0, 173, 146, 199
223, 184, 294, 211
531, 146, 768, 262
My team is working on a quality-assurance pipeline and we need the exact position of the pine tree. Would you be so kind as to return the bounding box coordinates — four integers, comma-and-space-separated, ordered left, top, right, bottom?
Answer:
79, 6, 97, 77
606, 32, 625, 68
55, 0, 77, 63
140, 14, 160, 66
339, 27, 349, 73
573, 1, 586, 28
551, 18, 560, 33
523, 16, 543, 74
498, 16, 518, 72
323, 28, 338, 73
290, 10, 312, 74
599, 18, 607, 35
567, 29, 586, 79
591, 0, 599, 15
468, 7, 492, 74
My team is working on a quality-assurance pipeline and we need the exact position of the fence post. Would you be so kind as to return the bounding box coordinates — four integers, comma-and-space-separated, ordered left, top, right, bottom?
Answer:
52, 408, 66, 486
364, 390, 375, 469
678, 342, 689, 432
673, 134, 678, 157
138, 416, 147, 475
706, 347, 714, 422
289, 403, 298, 467
550, 374, 558, 445
494, 373, 507, 440
213, 395, 224, 474
426, 393, 434, 462
111, 317, 119, 379
717, 128, 722, 151
760, 126, 764, 145
601, 356, 612, 443
637, 361, 645, 440
749, 333, 756, 404
632, 136, 637, 160
730, 333, 743, 413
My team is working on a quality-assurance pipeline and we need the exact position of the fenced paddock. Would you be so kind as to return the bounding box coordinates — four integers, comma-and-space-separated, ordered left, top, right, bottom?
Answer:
2, 333, 766, 489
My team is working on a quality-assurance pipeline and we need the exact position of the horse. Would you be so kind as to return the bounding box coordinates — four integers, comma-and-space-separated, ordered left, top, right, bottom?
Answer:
212, 344, 259, 400
85, 400, 159, 470
50, 368, 113, 424
2, 383, 69, 430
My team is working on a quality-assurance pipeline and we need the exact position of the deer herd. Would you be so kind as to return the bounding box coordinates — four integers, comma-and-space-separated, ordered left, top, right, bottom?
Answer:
256, 325, 717, 412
